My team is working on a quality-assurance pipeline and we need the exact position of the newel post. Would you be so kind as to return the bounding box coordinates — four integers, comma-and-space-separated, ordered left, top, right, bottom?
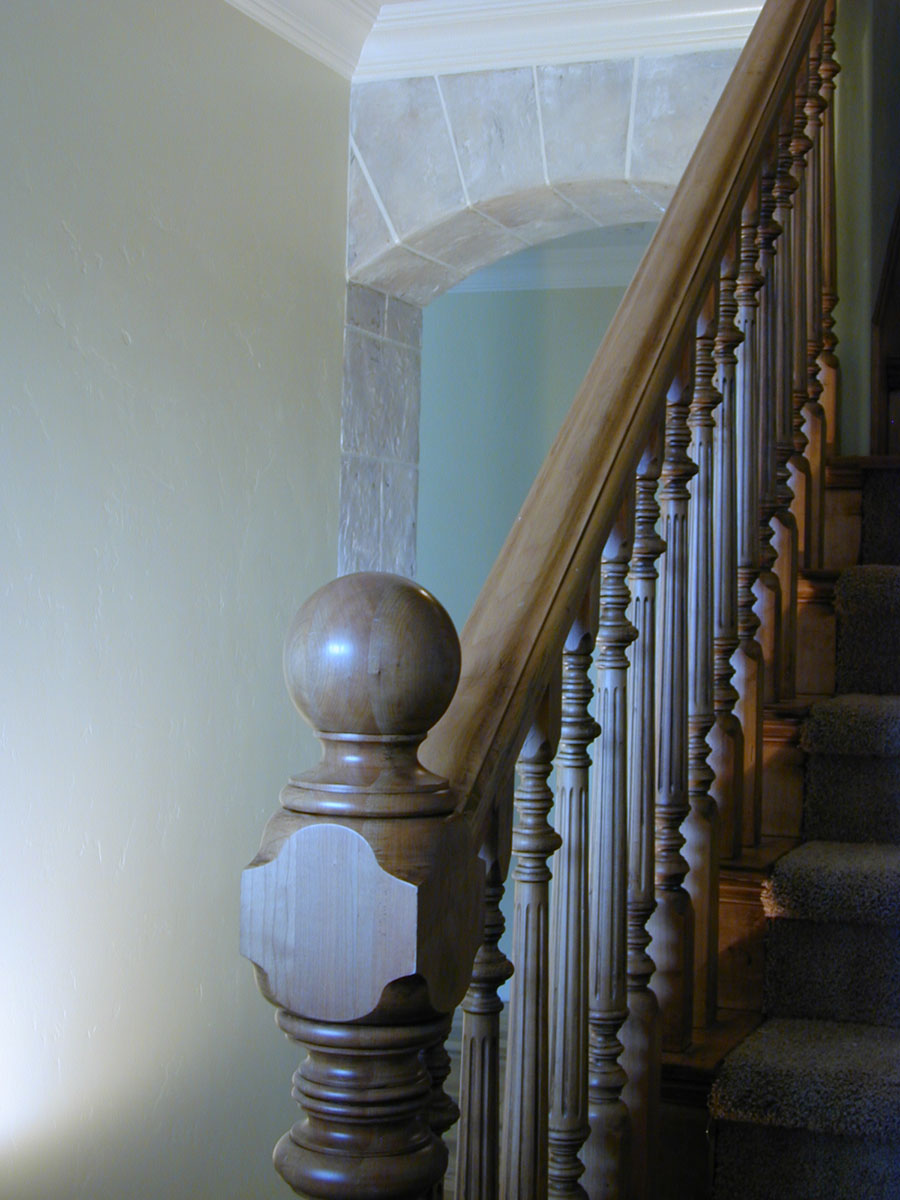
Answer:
240, 572, 483, 1200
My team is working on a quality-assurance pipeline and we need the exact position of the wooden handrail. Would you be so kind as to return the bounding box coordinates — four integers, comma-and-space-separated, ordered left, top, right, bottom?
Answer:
422, 0, 825, 846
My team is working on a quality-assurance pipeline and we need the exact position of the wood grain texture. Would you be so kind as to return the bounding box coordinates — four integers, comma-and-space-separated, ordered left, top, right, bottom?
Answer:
500, 681, 562, 1200
583, 497, 636, 1199
685, 286, 723, 1031
648, 352, 697, 1054
548, 586, 599, 1199
456, 791, 514, 1200
241, 574, 483, 1200
754, 148, 784, 720
710, 236, 746, 868
421, 0, 828, 848
818, 0, 841, 455
622, 430, 665, 1200
773, 109, 801, 702
734, 183, 767, 861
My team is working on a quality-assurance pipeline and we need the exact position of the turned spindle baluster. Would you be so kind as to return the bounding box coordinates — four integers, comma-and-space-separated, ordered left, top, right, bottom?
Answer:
621, 429, 665, 1200
583, 494, 636, 1198
426, 1017, 459, 1200
772, 108, 801, 701
456, 787, 514, 1200
684, 286, 722, 1029
755, 151, 785, 715
803, 31, 828, 568
548, 585, 600, 1200
734, 184, 767, 852
500, 680, 562, 1200
647, 348, 697, 1053
711, 239, 745, 864
788, 64, 815, 571
240, 573, 482, 1200
818, 0, 841, 454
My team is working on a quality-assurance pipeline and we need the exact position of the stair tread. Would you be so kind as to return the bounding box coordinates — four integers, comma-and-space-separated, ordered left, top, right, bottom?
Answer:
710, 1017, 900, 1140
801, 693, 900, 756
763, 841, 900, 924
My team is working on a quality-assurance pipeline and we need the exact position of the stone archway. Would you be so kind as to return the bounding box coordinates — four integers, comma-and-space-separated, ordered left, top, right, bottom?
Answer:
338, 47, 739, 576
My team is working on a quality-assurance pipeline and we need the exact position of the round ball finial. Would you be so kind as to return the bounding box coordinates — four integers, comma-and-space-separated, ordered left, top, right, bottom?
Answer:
284, 572, 460, 739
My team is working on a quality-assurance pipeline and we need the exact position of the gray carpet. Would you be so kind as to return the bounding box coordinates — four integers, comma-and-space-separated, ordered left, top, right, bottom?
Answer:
712, 463, 900, 1198
836, 565, 900, 693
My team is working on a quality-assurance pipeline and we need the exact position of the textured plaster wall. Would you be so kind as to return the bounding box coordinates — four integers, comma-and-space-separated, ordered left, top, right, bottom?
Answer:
418, 286, 627, 631
0, 2, 347, 1197
835, 0, 900, 451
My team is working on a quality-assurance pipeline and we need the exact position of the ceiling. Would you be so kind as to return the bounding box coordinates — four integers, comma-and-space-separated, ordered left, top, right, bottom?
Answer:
223, 0, 762, 81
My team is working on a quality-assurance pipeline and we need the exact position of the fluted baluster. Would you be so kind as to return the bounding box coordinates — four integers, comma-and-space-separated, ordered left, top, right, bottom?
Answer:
803, 32, 827, 568
685, 286, 722, 1029
647, 348, 697, 1053
735, 183, 767, 852
818, 0, 841, 454
621, 428, 665, 1200
710, 239, 745, 863
457, 787, 515, 1200
772, 108, 800, 700
501, 680, 562, 1200
583, 494, 636, 1198
548, 584, 600, 1200
788, 65, 815, 572
755, 150, 784, 713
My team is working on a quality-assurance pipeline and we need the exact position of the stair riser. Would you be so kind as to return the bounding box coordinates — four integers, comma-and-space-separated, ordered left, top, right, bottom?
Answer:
863, 471, 900, 564
837, 589, 900, 693
805, 754, 900, 843
715, 1122, 900, 1200
765, 919, 900, 1028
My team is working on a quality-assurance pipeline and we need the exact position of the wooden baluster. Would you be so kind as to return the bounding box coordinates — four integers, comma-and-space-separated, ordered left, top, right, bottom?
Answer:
711, 239, 745, 864
735, 183, 767, 852
818, 0, 841, 455
803, 31, 827, 569
240, 573, 483, 1200
788, 65, 815, 572
501, 679, 562, 1200
456, 786, 515, 1200
772, 107, 800, 701
787, 64, 816, 571
684, 286, 722, 1029
755, 152, 785, 718
426, 1016, 459, 1200
647, 347, 696, 1053
621, 428, 665, 1200
583, 493, 637, 1197
548, 584, 600, 1199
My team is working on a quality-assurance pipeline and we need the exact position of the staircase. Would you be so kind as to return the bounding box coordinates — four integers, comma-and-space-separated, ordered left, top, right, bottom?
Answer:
711, 461, 900, 1197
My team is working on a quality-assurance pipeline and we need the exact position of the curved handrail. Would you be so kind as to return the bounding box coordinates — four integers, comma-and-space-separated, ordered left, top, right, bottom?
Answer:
422, 0, 824, 845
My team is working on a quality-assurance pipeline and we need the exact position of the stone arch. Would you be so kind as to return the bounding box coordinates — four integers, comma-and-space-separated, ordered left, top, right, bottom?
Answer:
338, 48, 739, 576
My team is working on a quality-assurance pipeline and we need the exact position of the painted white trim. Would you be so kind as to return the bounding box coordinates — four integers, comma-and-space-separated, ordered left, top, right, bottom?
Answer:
356, 0, 762, 81
222, 0, 379, 79
225, 0, 761, 82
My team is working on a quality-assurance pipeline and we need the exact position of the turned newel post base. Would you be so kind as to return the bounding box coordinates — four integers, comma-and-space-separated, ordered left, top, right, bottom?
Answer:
241, 572, 483, 1200
275, 996, 449, 1200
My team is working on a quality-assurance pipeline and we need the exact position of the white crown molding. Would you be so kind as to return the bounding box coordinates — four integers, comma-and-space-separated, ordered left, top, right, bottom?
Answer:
356, 0, 762, 81
222, 0, 379, 79
224, 0, 761, 83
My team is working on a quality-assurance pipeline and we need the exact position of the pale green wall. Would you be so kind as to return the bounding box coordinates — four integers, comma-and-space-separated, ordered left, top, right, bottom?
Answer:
0, 2, 347, 1197
418, 287, 625, 631
835, 0, 900, 451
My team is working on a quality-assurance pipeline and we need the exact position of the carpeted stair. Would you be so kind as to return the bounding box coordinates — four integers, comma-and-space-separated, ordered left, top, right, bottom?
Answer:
711, 466, 900, 1198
